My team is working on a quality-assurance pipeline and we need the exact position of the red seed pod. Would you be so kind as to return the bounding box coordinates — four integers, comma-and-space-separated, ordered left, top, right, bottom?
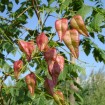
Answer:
55, 55, 64, 72
44, 78, 55, 95
44, 48, 57, 62
55, 18, 68, 41
25, 72, 36, 95
63, 29, 80, 58
36, 33, 49, 51
27, 41, 36, 61
70, 29, 80, 58
54, 90, 64, 103
14, 60, 23, 79
70, 15, 89, 37
52, 56, 64, 85
18, 40, 35, 61
47, 55, 65, 85
18, 40, 29, 55
55, 91, 64, 101
47, 60, 55, 76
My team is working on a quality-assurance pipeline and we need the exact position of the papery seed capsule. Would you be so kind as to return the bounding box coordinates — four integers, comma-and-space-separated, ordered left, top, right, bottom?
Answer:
36, 33, 49, 51
70, 15, 89, 37
44, 48, 57, 62
18, 40, 35, 61
55, 18, 68, 41
47, 55, 65, 85
44, 78, 54, 95
25, 72, 36, 95
54, 90, 64, 103
14, 60, 23, 79
63, 29, 79, 58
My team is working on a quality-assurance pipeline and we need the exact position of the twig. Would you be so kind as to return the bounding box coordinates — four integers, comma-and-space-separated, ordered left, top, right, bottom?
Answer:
17, 6, 33, 18
31, 0, 42, 26
42, 12, 51, 28
0, 16, 32, 31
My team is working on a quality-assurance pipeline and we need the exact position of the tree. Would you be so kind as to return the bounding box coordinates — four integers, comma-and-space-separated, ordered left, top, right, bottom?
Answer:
0, 0, 105, 105
81, 66, 105, 105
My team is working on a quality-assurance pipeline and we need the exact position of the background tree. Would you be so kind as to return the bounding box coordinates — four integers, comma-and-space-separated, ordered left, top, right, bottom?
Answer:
0, 0, 105, 105
81, 66, 105, 105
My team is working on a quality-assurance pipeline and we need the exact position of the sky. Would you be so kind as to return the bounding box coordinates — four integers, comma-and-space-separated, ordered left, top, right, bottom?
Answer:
0, 0, 105, 84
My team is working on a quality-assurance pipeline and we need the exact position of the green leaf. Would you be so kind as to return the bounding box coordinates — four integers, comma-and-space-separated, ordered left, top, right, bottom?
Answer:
42, 26, 52, 32
98, 34, 105, 43
48, 40, 58, 47
60, 0, 72, 11
34, 95, 46, 105
77, 4, 93, 19
72, 0, 83, 11
7, 2, 13, 11
47, 0, 54, 5
1, 0, 9, 4
46, 99, 57, 105
3, 42, 14, 54
0, 3, 5, 12
74, 93, 84, 103
0, 58, 12, 72
15, 0, 19, 4
69, 63, 86, 75
58, 65, 68, 81
0, 53, 5, 59
82, 40, 92, 56
45, 7, 57, 13
90, 13, 104, 32
27, 8, 34, 18
92, 48, 105, 63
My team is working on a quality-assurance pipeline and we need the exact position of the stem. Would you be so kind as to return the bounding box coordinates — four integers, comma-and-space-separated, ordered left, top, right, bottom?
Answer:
42, 12, 51, 28
69, 54, 75, 105
69, 54, 80, 105
17, 6, 33, 18
31, 0, 42, 27
0, 28, 13, 45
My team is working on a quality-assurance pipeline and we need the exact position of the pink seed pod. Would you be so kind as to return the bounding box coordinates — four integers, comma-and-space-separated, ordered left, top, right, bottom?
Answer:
25, 72, 36, 96
18, 40, 29, 55
63, 29, 80, 58
70, 15, 89, 37
36, 33, 49, 51
44, 48, 57, 62
14, 60, 23, 79
27, 41, 36, 61
54, 90, 64, 103
55, 18, 68, 41
18, 40, 35, 61
44, 78, 55, 95
47, 55, 65, 85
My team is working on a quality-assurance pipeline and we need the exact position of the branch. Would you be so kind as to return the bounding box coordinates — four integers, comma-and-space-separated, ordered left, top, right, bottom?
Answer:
0, 16, 32, 31
42, 12, 51, 28
31, 0, 42, 27
17, 6, 33, 18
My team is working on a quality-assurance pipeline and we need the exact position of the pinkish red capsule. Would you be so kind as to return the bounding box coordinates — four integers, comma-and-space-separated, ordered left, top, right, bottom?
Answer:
14, 60, 23, 79
18, 40, 35, 61
47, 55, 65, 85
55, 18, 68, 41
44, 78, 55, 95
44, 48, 57, 62
63, 29, 80, 58
70, 15, 89, 37
36, 33, 49, 51
54, 90, 64, 103
25, 72, 36, 95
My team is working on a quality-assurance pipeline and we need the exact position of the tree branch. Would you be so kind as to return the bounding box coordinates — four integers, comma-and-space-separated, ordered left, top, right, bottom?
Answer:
31, 0, 42, 27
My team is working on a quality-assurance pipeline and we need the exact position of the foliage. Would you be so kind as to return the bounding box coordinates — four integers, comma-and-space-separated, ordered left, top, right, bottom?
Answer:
81, 67, 105, 105
0, 0, 105, 105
